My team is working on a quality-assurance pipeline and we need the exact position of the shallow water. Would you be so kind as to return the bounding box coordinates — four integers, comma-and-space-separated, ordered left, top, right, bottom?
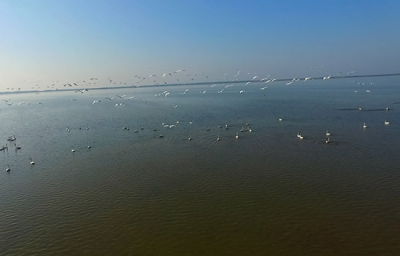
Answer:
1, 79, 399, 255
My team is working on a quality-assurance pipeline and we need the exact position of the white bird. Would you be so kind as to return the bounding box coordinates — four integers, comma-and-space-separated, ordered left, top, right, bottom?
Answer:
6, 164, 10, 172
239, 90, 245, 93
297, 133, 301, 138
235, 133, 239, 139
30, 158, 35, 165
278, 118, 283, 122
363, 123, 367, 129
299, 134, 304, 140
304, 77, 312, 81
71, 149, 75, 153
326, 131, 331, 136
159, 133, 164, 138
323, 75, 331, 80
188, 136, 192, 141
217, 135, 220, 141
260, 86, 268, 90
384, 120, 389, 125
326, 137, 330, 144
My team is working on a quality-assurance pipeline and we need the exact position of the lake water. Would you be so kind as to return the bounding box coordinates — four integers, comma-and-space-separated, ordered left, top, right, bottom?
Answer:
1, 78, 399, 255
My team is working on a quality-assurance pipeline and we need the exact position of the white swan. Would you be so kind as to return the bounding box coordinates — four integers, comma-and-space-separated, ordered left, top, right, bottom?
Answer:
217, 135, 220, 141
30, 158, 35, 165
6, 165, 10, 172
326, 131, 331, 136
326, 137, 330, 144
363, 123, 367, 129
384, 120, 389, 125
235, 133, 239, 139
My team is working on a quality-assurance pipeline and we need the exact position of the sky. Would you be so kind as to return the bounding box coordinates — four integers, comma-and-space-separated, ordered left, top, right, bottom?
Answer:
0, 0, 400, 91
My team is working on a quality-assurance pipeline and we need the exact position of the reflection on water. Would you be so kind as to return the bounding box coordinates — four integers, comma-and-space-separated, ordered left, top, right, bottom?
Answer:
0, 80, 399, 255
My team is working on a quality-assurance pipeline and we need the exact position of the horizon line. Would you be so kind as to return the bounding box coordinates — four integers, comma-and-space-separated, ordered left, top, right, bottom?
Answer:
1, 72, 400, 95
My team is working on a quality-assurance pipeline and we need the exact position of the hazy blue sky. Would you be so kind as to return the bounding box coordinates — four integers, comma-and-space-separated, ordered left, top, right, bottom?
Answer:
1, 0, 399, 90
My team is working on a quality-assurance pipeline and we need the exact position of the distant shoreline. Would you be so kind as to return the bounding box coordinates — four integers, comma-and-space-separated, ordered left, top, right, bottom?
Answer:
1, 72, 399, 95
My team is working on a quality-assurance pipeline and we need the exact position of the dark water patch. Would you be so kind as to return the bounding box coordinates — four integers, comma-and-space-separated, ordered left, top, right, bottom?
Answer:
363, 108, 391, 112
337, 108, 362, 111
337, 108, 391, 111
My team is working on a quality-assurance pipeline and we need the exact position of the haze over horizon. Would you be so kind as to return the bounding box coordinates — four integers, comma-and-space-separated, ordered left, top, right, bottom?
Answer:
1, 0, 399, 91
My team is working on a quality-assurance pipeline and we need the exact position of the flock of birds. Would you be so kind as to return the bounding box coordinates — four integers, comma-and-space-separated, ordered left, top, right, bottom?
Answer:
3, 66, 364, 94
1, 135, 25, 172
1, 67, 394, 173
2, 109, 392, 173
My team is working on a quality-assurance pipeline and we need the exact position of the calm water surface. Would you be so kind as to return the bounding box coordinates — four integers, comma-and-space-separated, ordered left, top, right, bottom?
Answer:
1, 79, 399, 255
